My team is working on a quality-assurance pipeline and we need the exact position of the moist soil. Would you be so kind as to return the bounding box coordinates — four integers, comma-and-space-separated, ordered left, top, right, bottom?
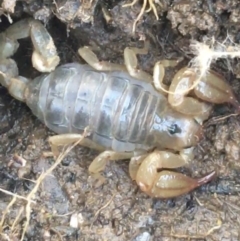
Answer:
1, 0, 240, 240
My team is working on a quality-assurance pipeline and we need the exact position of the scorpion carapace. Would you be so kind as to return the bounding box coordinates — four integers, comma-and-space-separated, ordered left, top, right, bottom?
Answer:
0, 18, 239, 198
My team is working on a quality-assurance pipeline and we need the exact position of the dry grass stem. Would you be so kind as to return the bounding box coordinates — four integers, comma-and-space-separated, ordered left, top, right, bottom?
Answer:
0, 196, 17, 229
154, 36, 240, 97
188, 37, 240, 92
19, 128, 89, 241
0, 188, 35, 203
0, 127, 90, 241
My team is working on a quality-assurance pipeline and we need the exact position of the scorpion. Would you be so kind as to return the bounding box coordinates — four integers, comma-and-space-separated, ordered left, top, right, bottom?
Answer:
0, 18, 239, 198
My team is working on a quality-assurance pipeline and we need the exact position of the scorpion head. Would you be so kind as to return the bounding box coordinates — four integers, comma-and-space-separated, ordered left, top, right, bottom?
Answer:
152, 107, 203, 151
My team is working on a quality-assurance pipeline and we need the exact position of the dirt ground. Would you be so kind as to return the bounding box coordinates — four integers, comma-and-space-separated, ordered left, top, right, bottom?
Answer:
1, 0, 240, 240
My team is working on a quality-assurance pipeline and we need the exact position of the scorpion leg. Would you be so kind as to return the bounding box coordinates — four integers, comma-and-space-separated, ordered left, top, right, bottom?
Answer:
123, 41, 153, 82
129, 149, 216, 198
48, 133, 106, 157
49, 133, 133, 171
88, 151, 134, 174
153, 58, 183, 95
78, 46, 126, 72
88, 150, 134, 186
49, 133, 133, 184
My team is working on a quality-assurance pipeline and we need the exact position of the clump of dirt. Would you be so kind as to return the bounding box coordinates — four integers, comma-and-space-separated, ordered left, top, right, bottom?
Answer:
1, 0, 240, 240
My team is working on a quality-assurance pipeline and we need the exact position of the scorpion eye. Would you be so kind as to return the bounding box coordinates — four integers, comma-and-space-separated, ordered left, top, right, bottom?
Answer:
168, 124, 182, 135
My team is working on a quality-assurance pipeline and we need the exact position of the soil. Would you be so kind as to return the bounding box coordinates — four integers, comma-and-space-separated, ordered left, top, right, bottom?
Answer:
1, 0, 240, 240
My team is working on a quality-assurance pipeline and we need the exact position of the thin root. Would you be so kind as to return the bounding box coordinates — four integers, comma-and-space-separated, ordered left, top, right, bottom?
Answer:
123, 0, 159, 33
90, 193, 116, 229
170, 218, 222, 239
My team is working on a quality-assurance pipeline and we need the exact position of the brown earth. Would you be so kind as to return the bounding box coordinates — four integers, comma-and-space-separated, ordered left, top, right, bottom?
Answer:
1, 0, 240, 240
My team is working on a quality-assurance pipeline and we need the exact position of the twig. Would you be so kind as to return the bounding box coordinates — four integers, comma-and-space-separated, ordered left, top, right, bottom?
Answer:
0, 196, 17, 229
0, 188, 35, 203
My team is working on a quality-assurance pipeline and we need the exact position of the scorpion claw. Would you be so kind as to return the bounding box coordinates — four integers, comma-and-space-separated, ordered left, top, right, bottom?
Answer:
141, 170, 216, 198
132, 150, 216, 198
194, 70, 240, 109
167, 67, 240, 118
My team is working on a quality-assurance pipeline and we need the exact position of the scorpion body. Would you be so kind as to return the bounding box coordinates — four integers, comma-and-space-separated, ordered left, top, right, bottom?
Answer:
28, 63, 160, 152
0, 18, 238, 198
26, 63, 199, 153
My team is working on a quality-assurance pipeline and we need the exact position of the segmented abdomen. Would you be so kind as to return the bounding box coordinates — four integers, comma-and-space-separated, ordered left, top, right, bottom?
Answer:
27, 63, 162, 152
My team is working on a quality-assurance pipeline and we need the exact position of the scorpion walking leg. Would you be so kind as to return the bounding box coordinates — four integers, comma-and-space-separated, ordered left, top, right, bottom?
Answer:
49, 134, 133, 172
78, 47, 126, 72
129, 149, 216, 198
49, 133, 106, 157
49, 133, 133, 184
89, 151, 134, 174
123, 41, 153, 82
89, 150, 134, 185
153, 58, 183, 95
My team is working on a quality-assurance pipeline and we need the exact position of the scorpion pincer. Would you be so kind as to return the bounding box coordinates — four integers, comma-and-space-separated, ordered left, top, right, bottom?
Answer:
0, 18, 239, 198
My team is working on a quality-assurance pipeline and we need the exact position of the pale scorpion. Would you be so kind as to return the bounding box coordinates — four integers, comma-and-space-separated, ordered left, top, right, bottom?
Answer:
0, 18, 238, 198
